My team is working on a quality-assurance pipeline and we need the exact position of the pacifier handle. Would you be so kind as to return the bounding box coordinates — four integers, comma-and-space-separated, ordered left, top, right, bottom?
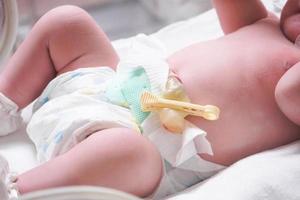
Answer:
140, 91, 220, 120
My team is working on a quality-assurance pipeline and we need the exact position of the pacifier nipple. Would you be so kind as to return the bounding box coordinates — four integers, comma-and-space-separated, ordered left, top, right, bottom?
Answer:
159, 76, 189, 133
163, 76, 189, 101
159, 108, 187, 133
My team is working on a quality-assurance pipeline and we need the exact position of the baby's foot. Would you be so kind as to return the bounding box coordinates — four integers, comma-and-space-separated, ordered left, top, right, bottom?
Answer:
0, 155, 18, 200
0, 93, 22, 136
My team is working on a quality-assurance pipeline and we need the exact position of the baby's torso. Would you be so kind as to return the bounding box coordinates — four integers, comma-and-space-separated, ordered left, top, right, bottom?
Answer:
168, 17, 300, 166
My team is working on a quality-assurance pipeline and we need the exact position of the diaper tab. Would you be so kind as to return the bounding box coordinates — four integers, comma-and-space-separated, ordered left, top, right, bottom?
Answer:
106, 66, 152, 126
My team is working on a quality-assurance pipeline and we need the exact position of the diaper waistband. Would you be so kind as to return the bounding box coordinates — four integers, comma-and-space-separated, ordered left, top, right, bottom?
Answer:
105, 34, 170, 126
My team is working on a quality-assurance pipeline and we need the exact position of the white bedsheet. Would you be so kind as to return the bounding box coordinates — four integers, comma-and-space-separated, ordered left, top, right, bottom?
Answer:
166, 140, 300, 200
1, 1, 300, 199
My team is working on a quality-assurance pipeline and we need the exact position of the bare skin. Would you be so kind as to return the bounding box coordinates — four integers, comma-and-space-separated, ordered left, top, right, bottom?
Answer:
168, 16, 300, 166
0, 6, 162, 197
1, 0, 300, 197
168, 0, 300, 166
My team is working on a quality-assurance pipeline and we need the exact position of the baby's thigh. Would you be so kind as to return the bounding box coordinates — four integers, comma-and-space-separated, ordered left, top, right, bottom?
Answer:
39, 5, 119, 74
73, 128, 163, 196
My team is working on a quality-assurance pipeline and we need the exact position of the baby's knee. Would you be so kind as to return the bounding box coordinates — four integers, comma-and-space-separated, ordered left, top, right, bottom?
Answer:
104, 128, 163, 196
34, 5, 96, 39
42, 5, 90, 24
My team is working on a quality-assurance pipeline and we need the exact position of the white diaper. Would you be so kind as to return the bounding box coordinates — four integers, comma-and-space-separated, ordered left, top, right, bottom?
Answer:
0, 93, 22, 136
27, 34, 225, 199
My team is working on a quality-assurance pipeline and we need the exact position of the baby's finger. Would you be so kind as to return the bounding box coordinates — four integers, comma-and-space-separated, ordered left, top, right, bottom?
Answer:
280, 0, 300, 42
282, 13, 300, 43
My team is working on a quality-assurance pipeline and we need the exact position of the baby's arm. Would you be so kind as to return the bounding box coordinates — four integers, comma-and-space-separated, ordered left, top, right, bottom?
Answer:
212, 0, 268, 34
275, 62, 300, 126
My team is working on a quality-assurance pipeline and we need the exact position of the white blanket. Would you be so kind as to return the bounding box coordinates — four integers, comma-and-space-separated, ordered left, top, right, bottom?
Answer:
1, 1, 299, 199
166, 140, 300, 200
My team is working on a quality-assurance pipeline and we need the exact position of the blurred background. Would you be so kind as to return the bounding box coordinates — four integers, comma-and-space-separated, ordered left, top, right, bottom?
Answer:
0, 0, 287, 66
17, 0, 212, 41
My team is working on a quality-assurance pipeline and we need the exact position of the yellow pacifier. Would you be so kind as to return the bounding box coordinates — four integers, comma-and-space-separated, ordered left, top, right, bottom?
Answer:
140, 75, 220, 133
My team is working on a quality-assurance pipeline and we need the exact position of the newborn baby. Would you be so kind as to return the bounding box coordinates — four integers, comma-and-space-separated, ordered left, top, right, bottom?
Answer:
0, 0, 300, 199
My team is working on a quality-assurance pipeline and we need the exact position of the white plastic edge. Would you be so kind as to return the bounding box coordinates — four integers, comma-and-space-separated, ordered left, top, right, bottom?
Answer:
20, 186, 142, 200
0, 0, 18, 65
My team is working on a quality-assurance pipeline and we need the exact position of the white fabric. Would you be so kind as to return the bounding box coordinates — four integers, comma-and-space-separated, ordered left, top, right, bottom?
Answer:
145, 113, 224, 199
0, 93, 22, 136
0, 180, 9, 200
166, 140, 300, 200
27, 66, 138, 162
0, 154, 18, 200
0, 154, 9, 181
0, 1, 299, 199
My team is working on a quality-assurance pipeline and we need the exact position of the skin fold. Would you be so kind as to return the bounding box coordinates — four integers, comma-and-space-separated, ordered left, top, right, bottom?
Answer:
1, 0, 300, 197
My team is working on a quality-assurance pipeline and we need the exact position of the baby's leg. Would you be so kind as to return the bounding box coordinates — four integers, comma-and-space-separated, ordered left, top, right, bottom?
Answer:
16, 128, 162, 197
0, 6, 118, 108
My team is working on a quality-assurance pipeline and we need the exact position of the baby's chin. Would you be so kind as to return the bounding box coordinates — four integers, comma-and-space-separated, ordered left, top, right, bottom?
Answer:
282, 13, 300, 42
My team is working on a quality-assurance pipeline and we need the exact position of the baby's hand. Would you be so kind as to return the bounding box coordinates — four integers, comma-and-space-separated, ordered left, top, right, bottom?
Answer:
281, 0, 300, 42
275, 62, 300, 126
